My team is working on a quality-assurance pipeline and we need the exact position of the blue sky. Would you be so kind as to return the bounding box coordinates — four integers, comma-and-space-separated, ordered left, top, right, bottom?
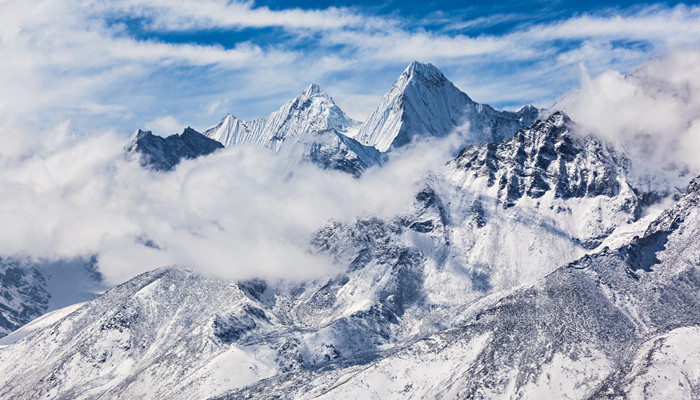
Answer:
0, 0, 699, 138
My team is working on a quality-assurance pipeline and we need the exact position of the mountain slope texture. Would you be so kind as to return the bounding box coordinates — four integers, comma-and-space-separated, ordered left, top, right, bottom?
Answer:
1, 108, 698, 399
0, 59, 698, 400
126, 127, 224, 171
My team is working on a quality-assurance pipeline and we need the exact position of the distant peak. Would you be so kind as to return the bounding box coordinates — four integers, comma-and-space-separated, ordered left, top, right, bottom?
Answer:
545, 110, 572, 127
301, 83, 328, 98
221, 113, 238, 122
516, 104, 537, 113
131, 129, 152, 140
403, 61, 445, 80
181, 127, 199, 136
306, 83, 322, 93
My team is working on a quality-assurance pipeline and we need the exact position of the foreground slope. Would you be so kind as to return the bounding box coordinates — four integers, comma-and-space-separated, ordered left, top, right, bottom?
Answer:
0, 268, 279, 399
220, 174, 700, 400
0, 112, 676, 399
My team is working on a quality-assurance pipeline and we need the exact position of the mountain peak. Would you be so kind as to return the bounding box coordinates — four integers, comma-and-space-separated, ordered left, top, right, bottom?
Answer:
293, 83, 337, 109
128, 127, 223, 171
302, 83, 325, 97
354, 61, 530, 152
516, 104, 537, 113
129, 129, 153, 145
181, 127, 198, 136
203, 83, 360, 160
403, 61, 445, 81
218, 113, 241, 125
131, 128, 149, 136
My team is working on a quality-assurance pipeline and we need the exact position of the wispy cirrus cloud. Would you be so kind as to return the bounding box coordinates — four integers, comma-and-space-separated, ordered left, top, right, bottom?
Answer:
105, 0, 395, 31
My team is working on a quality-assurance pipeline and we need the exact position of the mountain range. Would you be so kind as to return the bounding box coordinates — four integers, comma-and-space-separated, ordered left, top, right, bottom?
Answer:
129, 62, 539, 176
0, 61, 698, 399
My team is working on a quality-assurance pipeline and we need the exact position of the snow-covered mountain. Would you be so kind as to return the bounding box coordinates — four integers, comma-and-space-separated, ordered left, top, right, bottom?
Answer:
2, 53, 699, 400
0, 257, 108, 338
205, 84, 359, 150
203, 63, 537, 176
353, 61, 539, 152
269, 174, 700, 400
204, 84, 381, 176
0, 173, 696, 398
126, 127, 224, 171
2, 111, 692, 399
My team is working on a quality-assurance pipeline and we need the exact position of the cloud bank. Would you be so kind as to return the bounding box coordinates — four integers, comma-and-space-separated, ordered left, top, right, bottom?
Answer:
0, 122, 464, 284
1, 1, 699, 286
555, 49, 700, 191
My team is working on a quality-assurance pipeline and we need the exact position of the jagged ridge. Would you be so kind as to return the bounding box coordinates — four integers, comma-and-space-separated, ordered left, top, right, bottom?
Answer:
126, 127, 224, 171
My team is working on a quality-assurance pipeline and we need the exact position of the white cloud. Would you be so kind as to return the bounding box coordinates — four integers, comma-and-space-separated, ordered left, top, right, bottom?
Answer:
521, 5, 700, 45
111, 0, 395, 31
0, 0, 298, 144
145, 116, 185, 135
0, 121, 465, 284
554, 49, 700, 191
1, 1, 700, 285
205, 99, 227, 117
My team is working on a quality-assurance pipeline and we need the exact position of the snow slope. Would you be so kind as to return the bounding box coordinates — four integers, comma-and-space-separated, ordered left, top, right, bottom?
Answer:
219, 173, 700, 399
1, 112, 688, 399
0, 268, 281, 399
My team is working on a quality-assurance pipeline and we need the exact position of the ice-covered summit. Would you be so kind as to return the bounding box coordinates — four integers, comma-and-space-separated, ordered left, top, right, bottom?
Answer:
353, 61, 538, 152
204, 85, 378, 176
403, 61, 450, 85
204, 84, 359, 151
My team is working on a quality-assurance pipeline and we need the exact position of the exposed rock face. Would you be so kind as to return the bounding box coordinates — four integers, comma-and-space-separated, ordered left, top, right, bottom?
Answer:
126, 127, 224, 171
0, 257, 107, 338
0, 258, 48, 337
453, 112, 636, 210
